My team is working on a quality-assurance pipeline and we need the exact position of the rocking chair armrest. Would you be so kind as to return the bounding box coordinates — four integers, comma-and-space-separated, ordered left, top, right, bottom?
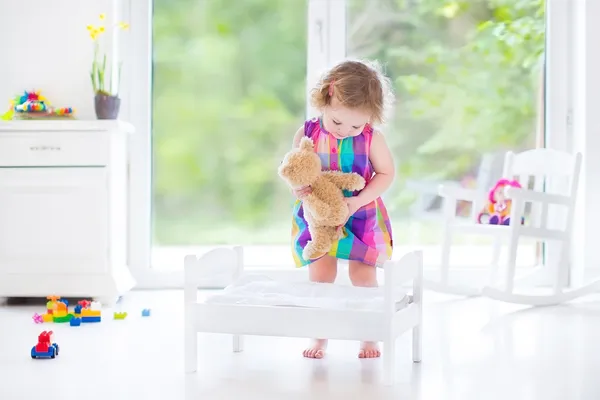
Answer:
505, 187, 570, 206
438, 185, 486, 202
406, 179, 459, 195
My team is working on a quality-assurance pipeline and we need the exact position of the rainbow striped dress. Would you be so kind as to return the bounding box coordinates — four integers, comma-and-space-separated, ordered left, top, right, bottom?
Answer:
291, 117, 394, 267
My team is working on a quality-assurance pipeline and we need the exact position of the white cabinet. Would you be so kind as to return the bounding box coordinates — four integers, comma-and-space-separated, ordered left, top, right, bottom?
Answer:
0, 121, 135, 303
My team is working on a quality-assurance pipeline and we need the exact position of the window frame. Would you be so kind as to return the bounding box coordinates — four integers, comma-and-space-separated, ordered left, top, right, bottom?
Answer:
125, 0, 569, 289
541, 0, 573, 287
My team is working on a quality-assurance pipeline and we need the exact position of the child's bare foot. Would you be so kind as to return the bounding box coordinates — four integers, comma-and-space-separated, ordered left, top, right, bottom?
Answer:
358, 341, 380, 358
303, 339, 327, 359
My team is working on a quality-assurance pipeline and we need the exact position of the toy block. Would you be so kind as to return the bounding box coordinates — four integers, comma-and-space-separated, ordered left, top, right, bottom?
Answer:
70, 317, 81, 326
113, 312, 127, 320
141, 309, 151, 317
32, 313, 43, 324
53, 314, 73, 323
81, 309, 101, 317
81, 316, 101, 323
55, 303, 68, 313
90, 301, 101, 311
77, 300, 91, 309
42, 314, 53, 323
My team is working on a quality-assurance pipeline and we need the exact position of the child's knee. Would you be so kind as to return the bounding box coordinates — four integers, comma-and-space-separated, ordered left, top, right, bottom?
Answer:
349, 261, 378, 287
308, 256, 337, 283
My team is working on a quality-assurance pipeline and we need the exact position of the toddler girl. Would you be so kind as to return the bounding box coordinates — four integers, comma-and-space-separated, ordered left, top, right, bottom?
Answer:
290, 59, 395, 359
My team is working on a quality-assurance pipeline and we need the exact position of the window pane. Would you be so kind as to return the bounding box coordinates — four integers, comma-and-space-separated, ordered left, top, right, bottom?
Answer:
347, 0, 545, 267
152, 0, 307, 269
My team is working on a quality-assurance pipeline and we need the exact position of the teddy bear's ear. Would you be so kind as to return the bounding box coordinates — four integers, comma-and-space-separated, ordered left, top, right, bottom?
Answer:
299, 136, 314, 152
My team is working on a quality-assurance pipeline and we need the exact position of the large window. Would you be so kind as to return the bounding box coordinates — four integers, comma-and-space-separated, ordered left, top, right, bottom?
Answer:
151, 0, 308, 269
346, 0, 546, 268
145, 0, 548, 274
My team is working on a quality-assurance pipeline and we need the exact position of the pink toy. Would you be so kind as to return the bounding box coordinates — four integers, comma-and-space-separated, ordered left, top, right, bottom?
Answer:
477, 179, 524, 225
32, 313, 43, 324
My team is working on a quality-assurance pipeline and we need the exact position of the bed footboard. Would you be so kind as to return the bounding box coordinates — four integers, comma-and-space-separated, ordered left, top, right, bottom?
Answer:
184, 246, 244, 301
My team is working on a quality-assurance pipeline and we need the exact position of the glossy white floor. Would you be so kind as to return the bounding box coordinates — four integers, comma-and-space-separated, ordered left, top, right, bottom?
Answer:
1, 289, 599, 400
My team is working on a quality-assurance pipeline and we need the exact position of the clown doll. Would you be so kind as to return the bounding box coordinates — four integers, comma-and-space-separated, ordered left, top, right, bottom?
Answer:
477, 179, 523, 225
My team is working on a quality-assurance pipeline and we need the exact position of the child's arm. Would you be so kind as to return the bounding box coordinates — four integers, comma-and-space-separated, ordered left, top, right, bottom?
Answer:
355, 131, 395, 206
292, 125, 304, 148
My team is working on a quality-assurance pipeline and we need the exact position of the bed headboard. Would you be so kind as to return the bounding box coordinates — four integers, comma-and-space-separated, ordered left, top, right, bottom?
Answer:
184, 246, 244, 301
385, 250, 423, 286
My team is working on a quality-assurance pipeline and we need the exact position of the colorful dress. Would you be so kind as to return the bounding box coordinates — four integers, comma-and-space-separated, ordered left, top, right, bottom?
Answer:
291, 117, 394, 267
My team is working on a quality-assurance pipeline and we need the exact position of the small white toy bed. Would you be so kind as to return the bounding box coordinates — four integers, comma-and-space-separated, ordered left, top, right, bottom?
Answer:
184, 247, 423, 385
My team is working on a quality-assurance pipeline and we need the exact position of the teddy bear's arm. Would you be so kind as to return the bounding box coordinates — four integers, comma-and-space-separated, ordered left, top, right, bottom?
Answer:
322, 171, 366, 192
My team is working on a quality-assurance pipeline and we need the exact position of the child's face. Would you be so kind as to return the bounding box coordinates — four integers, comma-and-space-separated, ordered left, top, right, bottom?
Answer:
322, 97, 371, 140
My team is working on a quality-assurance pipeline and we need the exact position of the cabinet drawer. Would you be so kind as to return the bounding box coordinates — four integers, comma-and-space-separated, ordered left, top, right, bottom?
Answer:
0, 131, 109, 166
0, 168, 109, 274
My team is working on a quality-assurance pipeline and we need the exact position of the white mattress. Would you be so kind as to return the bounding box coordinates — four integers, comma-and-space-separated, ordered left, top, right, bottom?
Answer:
204, 274, 411, 312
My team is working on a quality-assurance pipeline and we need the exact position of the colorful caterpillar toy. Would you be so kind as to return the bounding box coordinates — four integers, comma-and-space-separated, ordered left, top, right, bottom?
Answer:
1, 90, 75, 120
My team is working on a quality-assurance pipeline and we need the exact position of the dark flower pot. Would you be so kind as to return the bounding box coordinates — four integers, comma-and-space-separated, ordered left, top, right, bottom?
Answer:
94, 94, 121, 120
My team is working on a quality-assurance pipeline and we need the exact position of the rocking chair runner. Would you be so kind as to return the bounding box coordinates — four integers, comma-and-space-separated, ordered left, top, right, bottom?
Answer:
430, 148, 600, 305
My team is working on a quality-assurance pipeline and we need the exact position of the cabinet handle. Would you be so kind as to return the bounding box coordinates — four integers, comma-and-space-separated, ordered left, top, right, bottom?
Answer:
29, 146, 61, 151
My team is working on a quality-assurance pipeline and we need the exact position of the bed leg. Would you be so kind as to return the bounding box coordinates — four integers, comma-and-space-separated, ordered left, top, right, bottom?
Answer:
413, 250, 423, 363
382, 337, 396, 385
233, 335, 244, 352
185, 319, 198, 373
412, 324, 422, 363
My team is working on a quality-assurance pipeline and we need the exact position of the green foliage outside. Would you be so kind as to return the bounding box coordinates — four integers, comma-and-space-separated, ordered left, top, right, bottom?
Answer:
152, 0, 545, 246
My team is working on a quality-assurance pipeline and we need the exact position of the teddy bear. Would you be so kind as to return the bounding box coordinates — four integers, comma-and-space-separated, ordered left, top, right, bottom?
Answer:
278, 136, 366, 260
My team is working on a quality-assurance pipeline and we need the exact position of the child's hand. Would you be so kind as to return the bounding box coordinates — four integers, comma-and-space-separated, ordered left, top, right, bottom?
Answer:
338, 197, 363, 229
345, 197, 363, 218
292, 186, 312, 199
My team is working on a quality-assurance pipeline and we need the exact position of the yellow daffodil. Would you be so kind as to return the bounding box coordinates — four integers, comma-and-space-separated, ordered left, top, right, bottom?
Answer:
87, 13, 129, 95
89, 28, 100, 41
87, 25, 106, 41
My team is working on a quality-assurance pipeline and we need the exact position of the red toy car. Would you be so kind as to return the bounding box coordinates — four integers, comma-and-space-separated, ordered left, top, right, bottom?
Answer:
31, 330, 60, 359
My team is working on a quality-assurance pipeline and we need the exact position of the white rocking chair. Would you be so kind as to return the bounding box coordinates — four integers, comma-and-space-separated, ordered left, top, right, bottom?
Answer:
430, 148, 600, 305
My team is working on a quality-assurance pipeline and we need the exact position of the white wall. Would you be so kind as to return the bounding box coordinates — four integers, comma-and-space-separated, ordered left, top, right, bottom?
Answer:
0, 0, 117, 119
570, 0, 600, 285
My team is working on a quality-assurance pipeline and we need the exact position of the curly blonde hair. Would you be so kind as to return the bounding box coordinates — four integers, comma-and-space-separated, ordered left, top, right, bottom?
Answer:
309, 59, 394, 125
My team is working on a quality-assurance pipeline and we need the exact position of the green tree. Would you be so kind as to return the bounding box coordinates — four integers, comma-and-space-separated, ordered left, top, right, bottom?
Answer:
153, 0, 307, 244
152, 0, 545, 245
348, 0, 545, 213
